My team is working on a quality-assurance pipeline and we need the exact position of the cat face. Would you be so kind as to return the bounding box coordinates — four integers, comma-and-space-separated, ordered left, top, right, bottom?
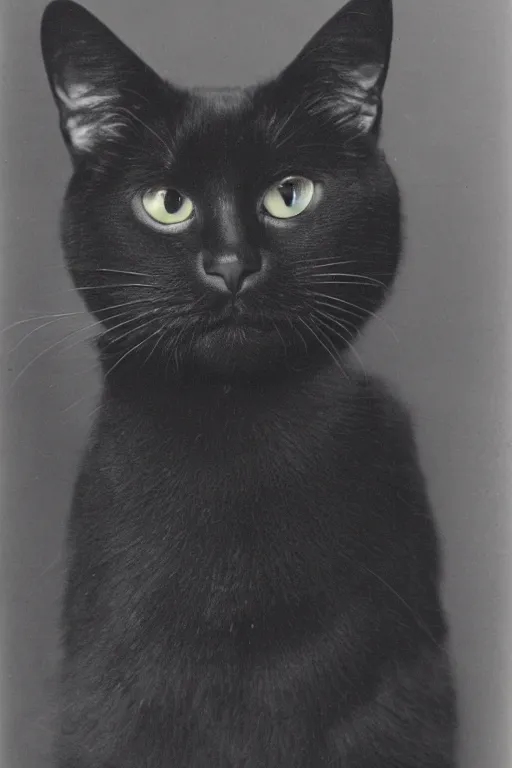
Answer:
41, 0, 400, 378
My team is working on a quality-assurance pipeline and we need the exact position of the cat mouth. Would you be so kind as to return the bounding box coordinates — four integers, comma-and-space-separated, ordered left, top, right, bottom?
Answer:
206, 316, 262, 332
203, 305, 271, 333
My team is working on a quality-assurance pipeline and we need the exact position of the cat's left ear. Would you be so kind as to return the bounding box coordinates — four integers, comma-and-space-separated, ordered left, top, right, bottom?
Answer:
41, 0, 176, 159
276, 0, 393, 137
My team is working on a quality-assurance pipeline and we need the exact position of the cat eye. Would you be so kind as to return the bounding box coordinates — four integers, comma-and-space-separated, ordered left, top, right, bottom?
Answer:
139, 188, 194, 227
262, 176, 315, 219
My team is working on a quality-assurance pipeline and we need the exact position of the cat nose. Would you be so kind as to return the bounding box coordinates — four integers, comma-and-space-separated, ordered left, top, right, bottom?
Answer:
201, 252, 261, 294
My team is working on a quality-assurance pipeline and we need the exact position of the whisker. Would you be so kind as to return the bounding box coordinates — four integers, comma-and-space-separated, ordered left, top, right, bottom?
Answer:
57, 309, 156, 357
312, 305, 360, 335
60, 385, 101, 416
270, 102, 304, 148
307, 273, 388, 288
313, 310, 368, 382
85, 402, 103, 422
3, 300, 159, 358
54, 297, 166, 358
40, 283, 162, 300
297, 317, 348, 380
113, 105, 175, 158
1, 311, 87, 336
96, 297, 162, 314
104, 324, 162, 380
8, 324, 101, 391
6, 318, 74, 356
292, 319, 309, 354
76, 283, 161, 291
296, 259, 358, 272
90, 269, 156, 278
62, 319, 164, 416
310, 317, 350, 381
7, 300, 161, 389
171, 322, 192, 372
310, 292, 399, 342
271, 319, 287, 358
310, 294, 367, 322
142, 328, 166, 368
102, 314, 160, 350
307, 280, 385, 289
119, 87, 153, 107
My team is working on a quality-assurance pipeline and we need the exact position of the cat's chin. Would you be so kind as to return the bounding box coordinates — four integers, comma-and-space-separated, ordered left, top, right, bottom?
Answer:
191, 324, 285, 374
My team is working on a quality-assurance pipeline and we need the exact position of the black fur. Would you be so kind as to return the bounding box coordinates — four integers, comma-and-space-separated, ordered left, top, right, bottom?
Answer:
41, 0, 457, 765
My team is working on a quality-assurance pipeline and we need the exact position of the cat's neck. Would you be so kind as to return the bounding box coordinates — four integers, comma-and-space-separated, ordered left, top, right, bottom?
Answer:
102, 348, 352, 392
98, 351, 360, 438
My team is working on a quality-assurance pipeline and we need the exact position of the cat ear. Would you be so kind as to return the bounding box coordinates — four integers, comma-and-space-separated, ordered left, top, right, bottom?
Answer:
41, 0, 168, 158
276, 0, 393, 136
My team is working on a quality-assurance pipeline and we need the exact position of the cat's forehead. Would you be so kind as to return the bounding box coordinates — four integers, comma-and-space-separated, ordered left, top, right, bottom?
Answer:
165, 86, 273, 179
178, 85, 254, 141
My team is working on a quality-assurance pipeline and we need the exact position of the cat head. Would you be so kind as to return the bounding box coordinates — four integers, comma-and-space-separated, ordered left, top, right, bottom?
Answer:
41, 0, 400, 380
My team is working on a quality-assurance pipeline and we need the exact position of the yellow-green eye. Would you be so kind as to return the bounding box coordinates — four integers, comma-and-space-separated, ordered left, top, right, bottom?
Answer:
262, 176, 315, 219
141, 188, 194, 225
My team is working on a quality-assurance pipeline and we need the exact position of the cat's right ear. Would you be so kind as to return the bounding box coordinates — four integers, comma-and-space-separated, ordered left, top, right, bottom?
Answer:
41, 0, 179, 160
270, 0, 393, 140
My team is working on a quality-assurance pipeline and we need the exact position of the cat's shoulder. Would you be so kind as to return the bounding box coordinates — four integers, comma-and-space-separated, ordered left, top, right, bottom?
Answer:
355, 371, 411, 420
342, 367, 417, 443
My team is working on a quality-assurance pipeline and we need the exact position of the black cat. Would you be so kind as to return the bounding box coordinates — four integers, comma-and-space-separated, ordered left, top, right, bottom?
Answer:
41, 0, 457, 765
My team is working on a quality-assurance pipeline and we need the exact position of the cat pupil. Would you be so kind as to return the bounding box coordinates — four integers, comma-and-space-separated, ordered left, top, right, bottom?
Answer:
279, 181, 296, 207
164, 189, 183, 214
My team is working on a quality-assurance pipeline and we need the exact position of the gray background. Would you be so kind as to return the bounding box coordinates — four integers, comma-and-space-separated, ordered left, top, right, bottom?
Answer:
1, 0, 511, 766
